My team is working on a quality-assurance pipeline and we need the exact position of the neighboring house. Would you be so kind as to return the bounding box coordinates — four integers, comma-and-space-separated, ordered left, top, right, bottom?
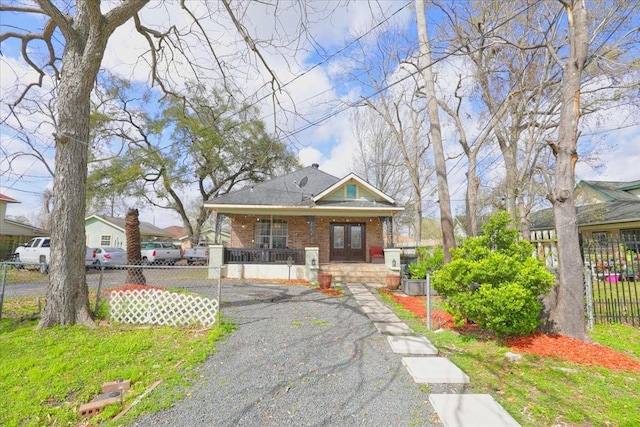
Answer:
163, 225, 230, 249
530, 180, 640, 242
204, 164, 404, 280
85, 214, 175, 249
0, 194, 48, 259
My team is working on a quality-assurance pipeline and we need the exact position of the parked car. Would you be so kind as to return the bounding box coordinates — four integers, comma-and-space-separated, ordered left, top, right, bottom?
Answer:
140, 242, 182, 265
85, 247, 97, 268
92, 247, 127, 268
15, 237, 96, 275
182, 243, 210, 265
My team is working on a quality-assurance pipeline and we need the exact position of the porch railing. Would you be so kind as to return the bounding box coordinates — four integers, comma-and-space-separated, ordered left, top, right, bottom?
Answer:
224, 248, 305, 265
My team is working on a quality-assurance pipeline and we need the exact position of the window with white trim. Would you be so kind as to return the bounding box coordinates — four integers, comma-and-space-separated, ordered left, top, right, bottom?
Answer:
255, 219, 288, 249
100, 235, 112, 246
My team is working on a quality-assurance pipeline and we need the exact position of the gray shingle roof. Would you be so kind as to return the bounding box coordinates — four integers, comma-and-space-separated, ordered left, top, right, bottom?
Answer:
207, 165, 396, 207
580, 180, 640, 202
530, 201, 640, 230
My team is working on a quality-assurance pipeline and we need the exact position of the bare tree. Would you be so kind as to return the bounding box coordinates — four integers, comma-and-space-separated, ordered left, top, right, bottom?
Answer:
435, 73, 496, 237
345, 25, 433, 243
415, 0, 456, 262
0, 0, 313, 328
542, 0, 589, 340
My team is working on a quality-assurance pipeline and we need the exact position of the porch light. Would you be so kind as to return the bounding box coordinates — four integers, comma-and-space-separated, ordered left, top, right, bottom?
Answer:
311, 258, 316, 267
392, 258, 397, 268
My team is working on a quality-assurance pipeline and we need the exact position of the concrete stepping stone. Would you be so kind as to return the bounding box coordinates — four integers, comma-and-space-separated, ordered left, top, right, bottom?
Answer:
353, 294, 377, 301
360, 304, 392, 314
387, 336, 438, 355
373, 322, 414, 335
429, 394, 521, 427
367, 313, 402, 322
402, 357, 470, 383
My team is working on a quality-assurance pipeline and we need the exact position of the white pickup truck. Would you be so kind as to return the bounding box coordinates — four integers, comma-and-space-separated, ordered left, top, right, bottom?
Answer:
140, 242, 182, 265
14, 237, 97, 274
182, 243, 210, 265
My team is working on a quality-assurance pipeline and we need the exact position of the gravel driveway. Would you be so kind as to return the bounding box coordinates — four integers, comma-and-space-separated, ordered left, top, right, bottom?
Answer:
134, 281, 446, 426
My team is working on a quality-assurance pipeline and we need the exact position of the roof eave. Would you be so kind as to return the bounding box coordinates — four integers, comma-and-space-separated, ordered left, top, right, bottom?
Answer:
204, 203, 404, 217
313, 173, 396, 204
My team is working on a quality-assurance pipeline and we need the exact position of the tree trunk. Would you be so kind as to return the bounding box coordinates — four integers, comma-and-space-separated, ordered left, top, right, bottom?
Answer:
125, 208, 146, 285
546, 0, 589, 340
466, 172, 480, 237
37, 5, 111, 328
415, 0, 456, 262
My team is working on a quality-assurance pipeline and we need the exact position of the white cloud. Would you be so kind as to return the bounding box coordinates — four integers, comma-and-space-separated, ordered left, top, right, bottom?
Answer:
2, 0, 639, 230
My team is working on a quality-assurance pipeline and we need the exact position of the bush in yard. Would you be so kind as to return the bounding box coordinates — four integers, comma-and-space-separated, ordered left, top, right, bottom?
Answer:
432, 211, 555, 336
409, 246, 444, 279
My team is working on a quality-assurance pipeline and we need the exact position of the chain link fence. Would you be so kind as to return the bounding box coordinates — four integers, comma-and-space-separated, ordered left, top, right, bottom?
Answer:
0, 262, 221, 321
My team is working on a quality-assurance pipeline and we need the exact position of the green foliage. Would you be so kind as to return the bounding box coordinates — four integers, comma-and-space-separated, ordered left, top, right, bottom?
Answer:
432, 211, 555, 336
87, 76, 300, 240
0, 297, 234, 427
408, 246, 444, 279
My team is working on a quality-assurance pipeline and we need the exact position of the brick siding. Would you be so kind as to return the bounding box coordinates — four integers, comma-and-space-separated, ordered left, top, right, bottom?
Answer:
229, 215, 384, 263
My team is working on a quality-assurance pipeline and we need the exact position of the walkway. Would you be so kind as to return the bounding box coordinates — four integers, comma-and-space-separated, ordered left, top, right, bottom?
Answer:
133, 280, 521, 426
347, 283, 520, 427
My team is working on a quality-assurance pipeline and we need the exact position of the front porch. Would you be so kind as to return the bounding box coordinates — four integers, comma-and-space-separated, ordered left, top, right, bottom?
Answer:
208, 245, 401, 283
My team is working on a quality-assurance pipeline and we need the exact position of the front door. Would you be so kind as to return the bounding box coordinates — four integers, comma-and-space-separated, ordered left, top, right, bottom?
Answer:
330, 223, 365, 262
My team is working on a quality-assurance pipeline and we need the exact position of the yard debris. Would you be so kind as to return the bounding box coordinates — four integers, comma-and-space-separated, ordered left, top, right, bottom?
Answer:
505, 351, 523, 362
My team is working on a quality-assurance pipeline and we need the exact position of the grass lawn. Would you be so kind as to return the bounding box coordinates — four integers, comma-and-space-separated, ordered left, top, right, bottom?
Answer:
0, 295, 234, 427
379, 292, 640, 427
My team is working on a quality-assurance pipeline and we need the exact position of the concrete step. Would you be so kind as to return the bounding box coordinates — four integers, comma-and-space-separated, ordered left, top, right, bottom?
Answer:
319, 263, 388, 284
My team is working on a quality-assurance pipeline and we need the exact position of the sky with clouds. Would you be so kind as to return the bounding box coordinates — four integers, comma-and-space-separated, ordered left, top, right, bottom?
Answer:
1, 0, 638, 229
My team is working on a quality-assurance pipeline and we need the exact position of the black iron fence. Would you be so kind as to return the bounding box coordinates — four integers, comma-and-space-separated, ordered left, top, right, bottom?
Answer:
224, 248, 305, 265
582, 236, 640, 326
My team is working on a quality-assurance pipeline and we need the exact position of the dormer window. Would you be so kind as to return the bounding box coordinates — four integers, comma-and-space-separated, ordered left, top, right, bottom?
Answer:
346, 184, 357, 199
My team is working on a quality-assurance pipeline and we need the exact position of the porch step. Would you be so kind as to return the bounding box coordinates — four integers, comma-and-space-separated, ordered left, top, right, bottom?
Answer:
319, 263, 387, 285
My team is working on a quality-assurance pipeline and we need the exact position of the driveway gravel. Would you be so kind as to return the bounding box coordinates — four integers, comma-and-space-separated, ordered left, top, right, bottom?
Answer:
133, 281, 450, 426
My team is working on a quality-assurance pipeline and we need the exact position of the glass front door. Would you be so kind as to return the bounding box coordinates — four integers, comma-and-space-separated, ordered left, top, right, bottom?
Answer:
330, 223, 365, 262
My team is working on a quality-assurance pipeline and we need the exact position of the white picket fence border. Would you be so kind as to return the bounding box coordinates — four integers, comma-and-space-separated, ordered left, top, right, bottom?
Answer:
110, 289, 218, 327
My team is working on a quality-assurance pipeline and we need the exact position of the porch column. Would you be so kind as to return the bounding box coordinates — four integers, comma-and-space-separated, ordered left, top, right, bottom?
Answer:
208, 244, 225, 279
384, 248, 401, 275
382, 216, 394, 248
305, 247, 319, 283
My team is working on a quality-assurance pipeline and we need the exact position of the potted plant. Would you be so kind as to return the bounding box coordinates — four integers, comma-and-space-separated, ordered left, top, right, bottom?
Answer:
403, 247, 444, 296
318, 273, 332, 289
385, 273, 401, 290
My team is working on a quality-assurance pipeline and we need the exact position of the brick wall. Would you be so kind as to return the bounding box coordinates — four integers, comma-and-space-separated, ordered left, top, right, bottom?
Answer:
229, 215, 384, 263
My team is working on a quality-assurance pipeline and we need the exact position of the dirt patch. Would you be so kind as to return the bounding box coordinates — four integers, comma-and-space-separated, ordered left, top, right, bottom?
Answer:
385, 291, 640, 372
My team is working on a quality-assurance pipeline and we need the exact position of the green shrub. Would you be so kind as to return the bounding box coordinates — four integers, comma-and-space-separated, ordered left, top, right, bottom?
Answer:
409, 246, 444, 279
432, 211, 555, 336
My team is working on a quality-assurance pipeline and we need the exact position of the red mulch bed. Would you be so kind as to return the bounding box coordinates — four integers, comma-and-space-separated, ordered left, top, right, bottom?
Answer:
385, 290, 640, 372
319, 288, 343, 297
104, 284, 166, 293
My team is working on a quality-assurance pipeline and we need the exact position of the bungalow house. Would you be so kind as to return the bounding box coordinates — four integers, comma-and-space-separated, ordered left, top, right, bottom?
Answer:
204, 164, 404, 282
85, 214, 175, 248
164, 225, 230, 249
530, 180, 640, 242
529, 180, 640, 269
0, 193, 48, 260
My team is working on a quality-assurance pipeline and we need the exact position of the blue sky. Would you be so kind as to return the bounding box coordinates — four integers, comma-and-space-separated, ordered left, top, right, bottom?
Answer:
1, 1, 638, 228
